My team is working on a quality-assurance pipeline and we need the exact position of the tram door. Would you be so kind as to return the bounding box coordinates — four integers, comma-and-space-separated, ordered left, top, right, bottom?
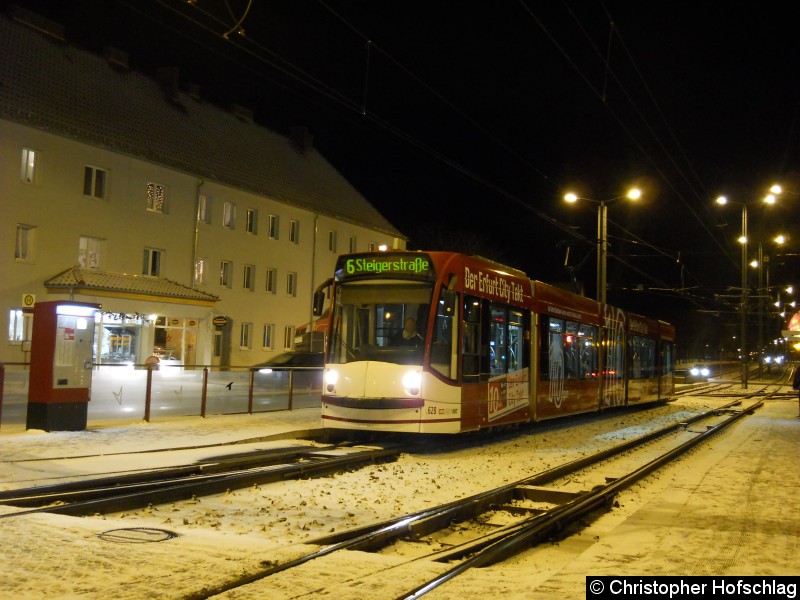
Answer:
460, 295, 529, 428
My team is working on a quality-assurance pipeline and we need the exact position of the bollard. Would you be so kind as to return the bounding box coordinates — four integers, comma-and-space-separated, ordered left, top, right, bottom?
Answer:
248, 368, 254, 414
288, 369, 294, 411
144, 363, 154, 422
0, 363, 5, 430
201, 367, 208, 418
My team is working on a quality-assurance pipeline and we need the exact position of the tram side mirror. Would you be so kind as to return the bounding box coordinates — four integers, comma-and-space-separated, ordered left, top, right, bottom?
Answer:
312, 291, 325, 317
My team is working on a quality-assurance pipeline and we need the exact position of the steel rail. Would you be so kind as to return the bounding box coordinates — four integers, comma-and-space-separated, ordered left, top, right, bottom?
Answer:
396, 399, 763, 599
0, 445, 399, 518
186, 400, 745, 600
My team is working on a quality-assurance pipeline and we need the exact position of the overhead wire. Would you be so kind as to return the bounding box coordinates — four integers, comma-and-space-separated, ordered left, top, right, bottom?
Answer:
140, 0, 722, 304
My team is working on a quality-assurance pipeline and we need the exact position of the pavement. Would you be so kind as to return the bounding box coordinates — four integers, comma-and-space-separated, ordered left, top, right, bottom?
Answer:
1, 397, 799, 598
0, 407, 326, 492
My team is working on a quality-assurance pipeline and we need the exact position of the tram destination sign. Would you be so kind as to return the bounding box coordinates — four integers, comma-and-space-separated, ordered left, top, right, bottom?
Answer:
337, 253, 435, 280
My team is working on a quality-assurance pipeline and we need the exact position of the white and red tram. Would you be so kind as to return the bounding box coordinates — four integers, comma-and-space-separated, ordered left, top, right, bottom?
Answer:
319, 251, 675, 434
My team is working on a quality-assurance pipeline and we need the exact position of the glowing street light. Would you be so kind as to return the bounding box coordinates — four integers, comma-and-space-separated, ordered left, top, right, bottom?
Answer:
714, 190, 780, 388
564, 187, 641, 304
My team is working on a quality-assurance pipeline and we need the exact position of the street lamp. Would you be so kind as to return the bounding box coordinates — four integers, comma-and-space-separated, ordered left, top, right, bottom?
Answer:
714, 190, 780, 388
564, 188, 641, 304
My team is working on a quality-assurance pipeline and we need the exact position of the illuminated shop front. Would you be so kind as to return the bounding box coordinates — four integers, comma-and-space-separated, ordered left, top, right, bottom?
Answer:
44, 267, 219, 368
96, 313, 201, 366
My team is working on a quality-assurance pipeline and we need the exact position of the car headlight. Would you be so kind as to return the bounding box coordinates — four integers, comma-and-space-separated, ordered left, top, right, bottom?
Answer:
700, 367, 710, 377
402, 370, 422, 396
690, 367, 700, 376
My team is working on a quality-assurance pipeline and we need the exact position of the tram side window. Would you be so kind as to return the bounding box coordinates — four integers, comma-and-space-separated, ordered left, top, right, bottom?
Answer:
540, 317, 597, 381
578, 323, 598, 379
487, 302, 526, 377
628, 335, 656, 379
662, 343, 674, 375
430, 287, 457, 380
462, 295, 481, 381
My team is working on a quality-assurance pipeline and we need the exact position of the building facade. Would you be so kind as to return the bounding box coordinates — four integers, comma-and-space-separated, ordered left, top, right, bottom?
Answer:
1, 9, 405, 368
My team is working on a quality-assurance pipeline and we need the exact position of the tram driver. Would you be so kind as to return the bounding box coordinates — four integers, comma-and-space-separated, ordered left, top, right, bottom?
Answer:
394, 317, 423, 346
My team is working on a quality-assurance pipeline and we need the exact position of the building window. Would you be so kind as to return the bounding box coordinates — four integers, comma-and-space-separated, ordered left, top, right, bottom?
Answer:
349, 236, 357, 253
328, 230, 337, 253
142, 247, 162, 276
262, 323, 275, 350
283, 325, 295, 350
367, 242, 377, 251
223, 202, 236, 229
78, 236, 103, 269
243, 264, 255, 290
83, 166, 107, 199
286, 271, 297, 297
268, 214, 279, 239
245, 208, 258, 234
146, 182, 167, 213
198, 195, 211, 224
8, 309, 32, 343
194, 257, 207, 285
21, 148, 37, 184
15, 224, 35, 262
289, 219, 300, 244
265, 267, 277, 294
240, 322, 253, 349
220, 260, 233, 288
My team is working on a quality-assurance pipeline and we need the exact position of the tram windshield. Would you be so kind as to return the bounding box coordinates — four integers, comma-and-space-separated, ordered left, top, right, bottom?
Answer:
328, 281, 433, 365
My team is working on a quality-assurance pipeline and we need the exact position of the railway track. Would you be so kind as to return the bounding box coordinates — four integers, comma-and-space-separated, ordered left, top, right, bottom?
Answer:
184, 396, 766, 599
0, 443, 399, 518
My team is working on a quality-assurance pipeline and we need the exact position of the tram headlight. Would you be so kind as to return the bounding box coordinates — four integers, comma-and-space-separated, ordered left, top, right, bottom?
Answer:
402, 370, 422, 396
324, 368, 339, 393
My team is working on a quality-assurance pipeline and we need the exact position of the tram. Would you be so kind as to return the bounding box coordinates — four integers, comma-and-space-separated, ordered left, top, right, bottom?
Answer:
317, 250, 675, 434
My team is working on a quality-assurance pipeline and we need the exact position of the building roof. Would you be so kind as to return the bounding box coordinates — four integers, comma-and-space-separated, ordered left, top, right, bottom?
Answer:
0, 10, 404, 238
45, 267, 219, 306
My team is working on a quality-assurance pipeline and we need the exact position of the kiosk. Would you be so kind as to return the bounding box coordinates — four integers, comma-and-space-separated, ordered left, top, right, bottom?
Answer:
26, 301, 100, 431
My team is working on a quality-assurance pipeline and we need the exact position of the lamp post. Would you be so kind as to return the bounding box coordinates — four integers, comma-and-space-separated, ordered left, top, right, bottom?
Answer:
564, 188, 641, 305
715, 190, 780, 389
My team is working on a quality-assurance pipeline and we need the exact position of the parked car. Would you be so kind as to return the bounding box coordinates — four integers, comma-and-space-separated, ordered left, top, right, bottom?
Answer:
254, 351, 324, 372
252, 352, 324, 401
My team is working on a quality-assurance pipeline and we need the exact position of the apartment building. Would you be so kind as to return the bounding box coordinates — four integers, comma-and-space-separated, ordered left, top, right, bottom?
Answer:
1, 9, 405, 368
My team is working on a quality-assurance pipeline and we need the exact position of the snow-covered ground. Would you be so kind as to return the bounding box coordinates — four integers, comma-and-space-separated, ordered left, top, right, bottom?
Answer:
1, 391, 798, 599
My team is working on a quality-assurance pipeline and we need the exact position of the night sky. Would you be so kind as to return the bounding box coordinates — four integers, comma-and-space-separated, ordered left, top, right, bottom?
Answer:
5, 0, 800, 354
